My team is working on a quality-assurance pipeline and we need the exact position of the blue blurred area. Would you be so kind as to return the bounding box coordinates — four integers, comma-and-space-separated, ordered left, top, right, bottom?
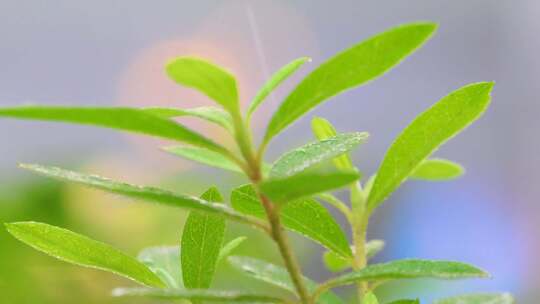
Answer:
0, 0, 537, 302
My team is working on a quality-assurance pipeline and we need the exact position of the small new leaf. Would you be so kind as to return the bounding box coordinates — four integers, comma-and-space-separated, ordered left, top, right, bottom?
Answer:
166, 57, 240, 116
366, 239, 386, 259
137, 240, 247, 289
138, 246, 182, 288
228, 256, 344, 304
270, 132, 368, 178
113, 287, 284, 303
260, 169, 360, 204
217, 237, 247, 263
248, 57, 310, 118
5, 222, 164, 288
410, 158, 465, 181
368, 82, 493, 211
264, 22, 437, 143
323, 240, 385, 272
311, 117, 355, 171
182, 187, 226, 290
144, 106, 234, 132
363, 292, 379, 304
323, 251, 350, 273
0, 106, 228, 155
19, 164, 268, 230
433, 293, 515, 304
231, 185, 352, 258
163, 146, 243, 173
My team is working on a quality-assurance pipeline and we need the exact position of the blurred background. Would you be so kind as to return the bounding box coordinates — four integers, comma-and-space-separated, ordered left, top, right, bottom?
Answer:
0, 0, 537, 303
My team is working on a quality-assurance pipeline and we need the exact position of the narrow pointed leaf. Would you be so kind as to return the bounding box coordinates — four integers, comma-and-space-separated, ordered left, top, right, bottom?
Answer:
248, 57, 310, 117
434, 293, 515, 304
5, 222, 165, 288
231, 185, 352, 258
228, 256, 344, 304
410, 158, 465, 181
363, 292, 379, 304
218, 237, 247, 263
144, 106, 234, 132
138, 246, 182, 288
323, 250, 350, 272
368, 82, 494, 211
366, 239, 386, 259
311, 117, 355, 171
182, 187, 226, 290
270, 132, 368, 178
264, 22, 437, 143
137, 240, 247, 290
322, 259, 488, 290
113, 287, 284, 303
166, 57, 240, 116
19, 164, 267, 230
163, 145, 243, 173
323, 240, 385, 272
0, 106, 227, 154
260, 169, 360, 204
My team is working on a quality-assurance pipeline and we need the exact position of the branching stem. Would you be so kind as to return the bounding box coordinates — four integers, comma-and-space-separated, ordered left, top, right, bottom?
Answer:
235, 114, 310, 304
258, 193, 311, 304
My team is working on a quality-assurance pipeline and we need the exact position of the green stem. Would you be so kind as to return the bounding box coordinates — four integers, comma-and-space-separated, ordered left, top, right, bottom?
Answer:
350, 182, 369, 303
236, 114, 309, 304
232, 112, 260, 179
317, 193, 352, 225
258, 193, 311, 304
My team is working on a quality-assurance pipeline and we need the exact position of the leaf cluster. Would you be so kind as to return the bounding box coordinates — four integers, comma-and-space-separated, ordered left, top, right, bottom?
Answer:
1, 21, 513, 304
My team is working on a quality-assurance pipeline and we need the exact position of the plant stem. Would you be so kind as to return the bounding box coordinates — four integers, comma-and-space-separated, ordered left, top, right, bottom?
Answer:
236, 115, 310, 304
257, 191, 311, 304
350, 182, 369, 303
232, 113, 260, 179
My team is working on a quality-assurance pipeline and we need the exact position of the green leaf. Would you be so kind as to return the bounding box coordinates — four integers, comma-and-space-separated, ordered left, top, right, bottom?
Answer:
5, 222, 164, 288
366, 239, 386, 259
228, 256, 344, 304
182, 187, 226, 290
368, 82, 493, 211
322, 259, 488, 290
163, 146, 243, 173
311, 117, 355, 171
323, 240, 385, 272
144, 106, 234, 132
138, 246, 182, 288
270, 132, 368, 179
260, 169, 360, 204
218, 237, 247, 263
323, 250, 350, 272
363, 292, 379, 304
0, 106, 228, 154
19, 164, 268, 230
166, 57, 240, 116
137, 239, 247, 290
113, 287, 284, 303
410, 158, 464, 181
263, 22, 437, 143
247, 57, 310, 118
231, 185, 352, 258
434, 293, 515, 304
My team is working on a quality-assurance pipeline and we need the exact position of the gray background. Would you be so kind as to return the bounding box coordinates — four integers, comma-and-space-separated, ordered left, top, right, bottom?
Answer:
0, 1, 537, 302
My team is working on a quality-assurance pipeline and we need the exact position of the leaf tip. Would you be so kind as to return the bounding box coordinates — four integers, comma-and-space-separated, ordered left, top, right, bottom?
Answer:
18, 162, 34, 170
111, 287, 128, 297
